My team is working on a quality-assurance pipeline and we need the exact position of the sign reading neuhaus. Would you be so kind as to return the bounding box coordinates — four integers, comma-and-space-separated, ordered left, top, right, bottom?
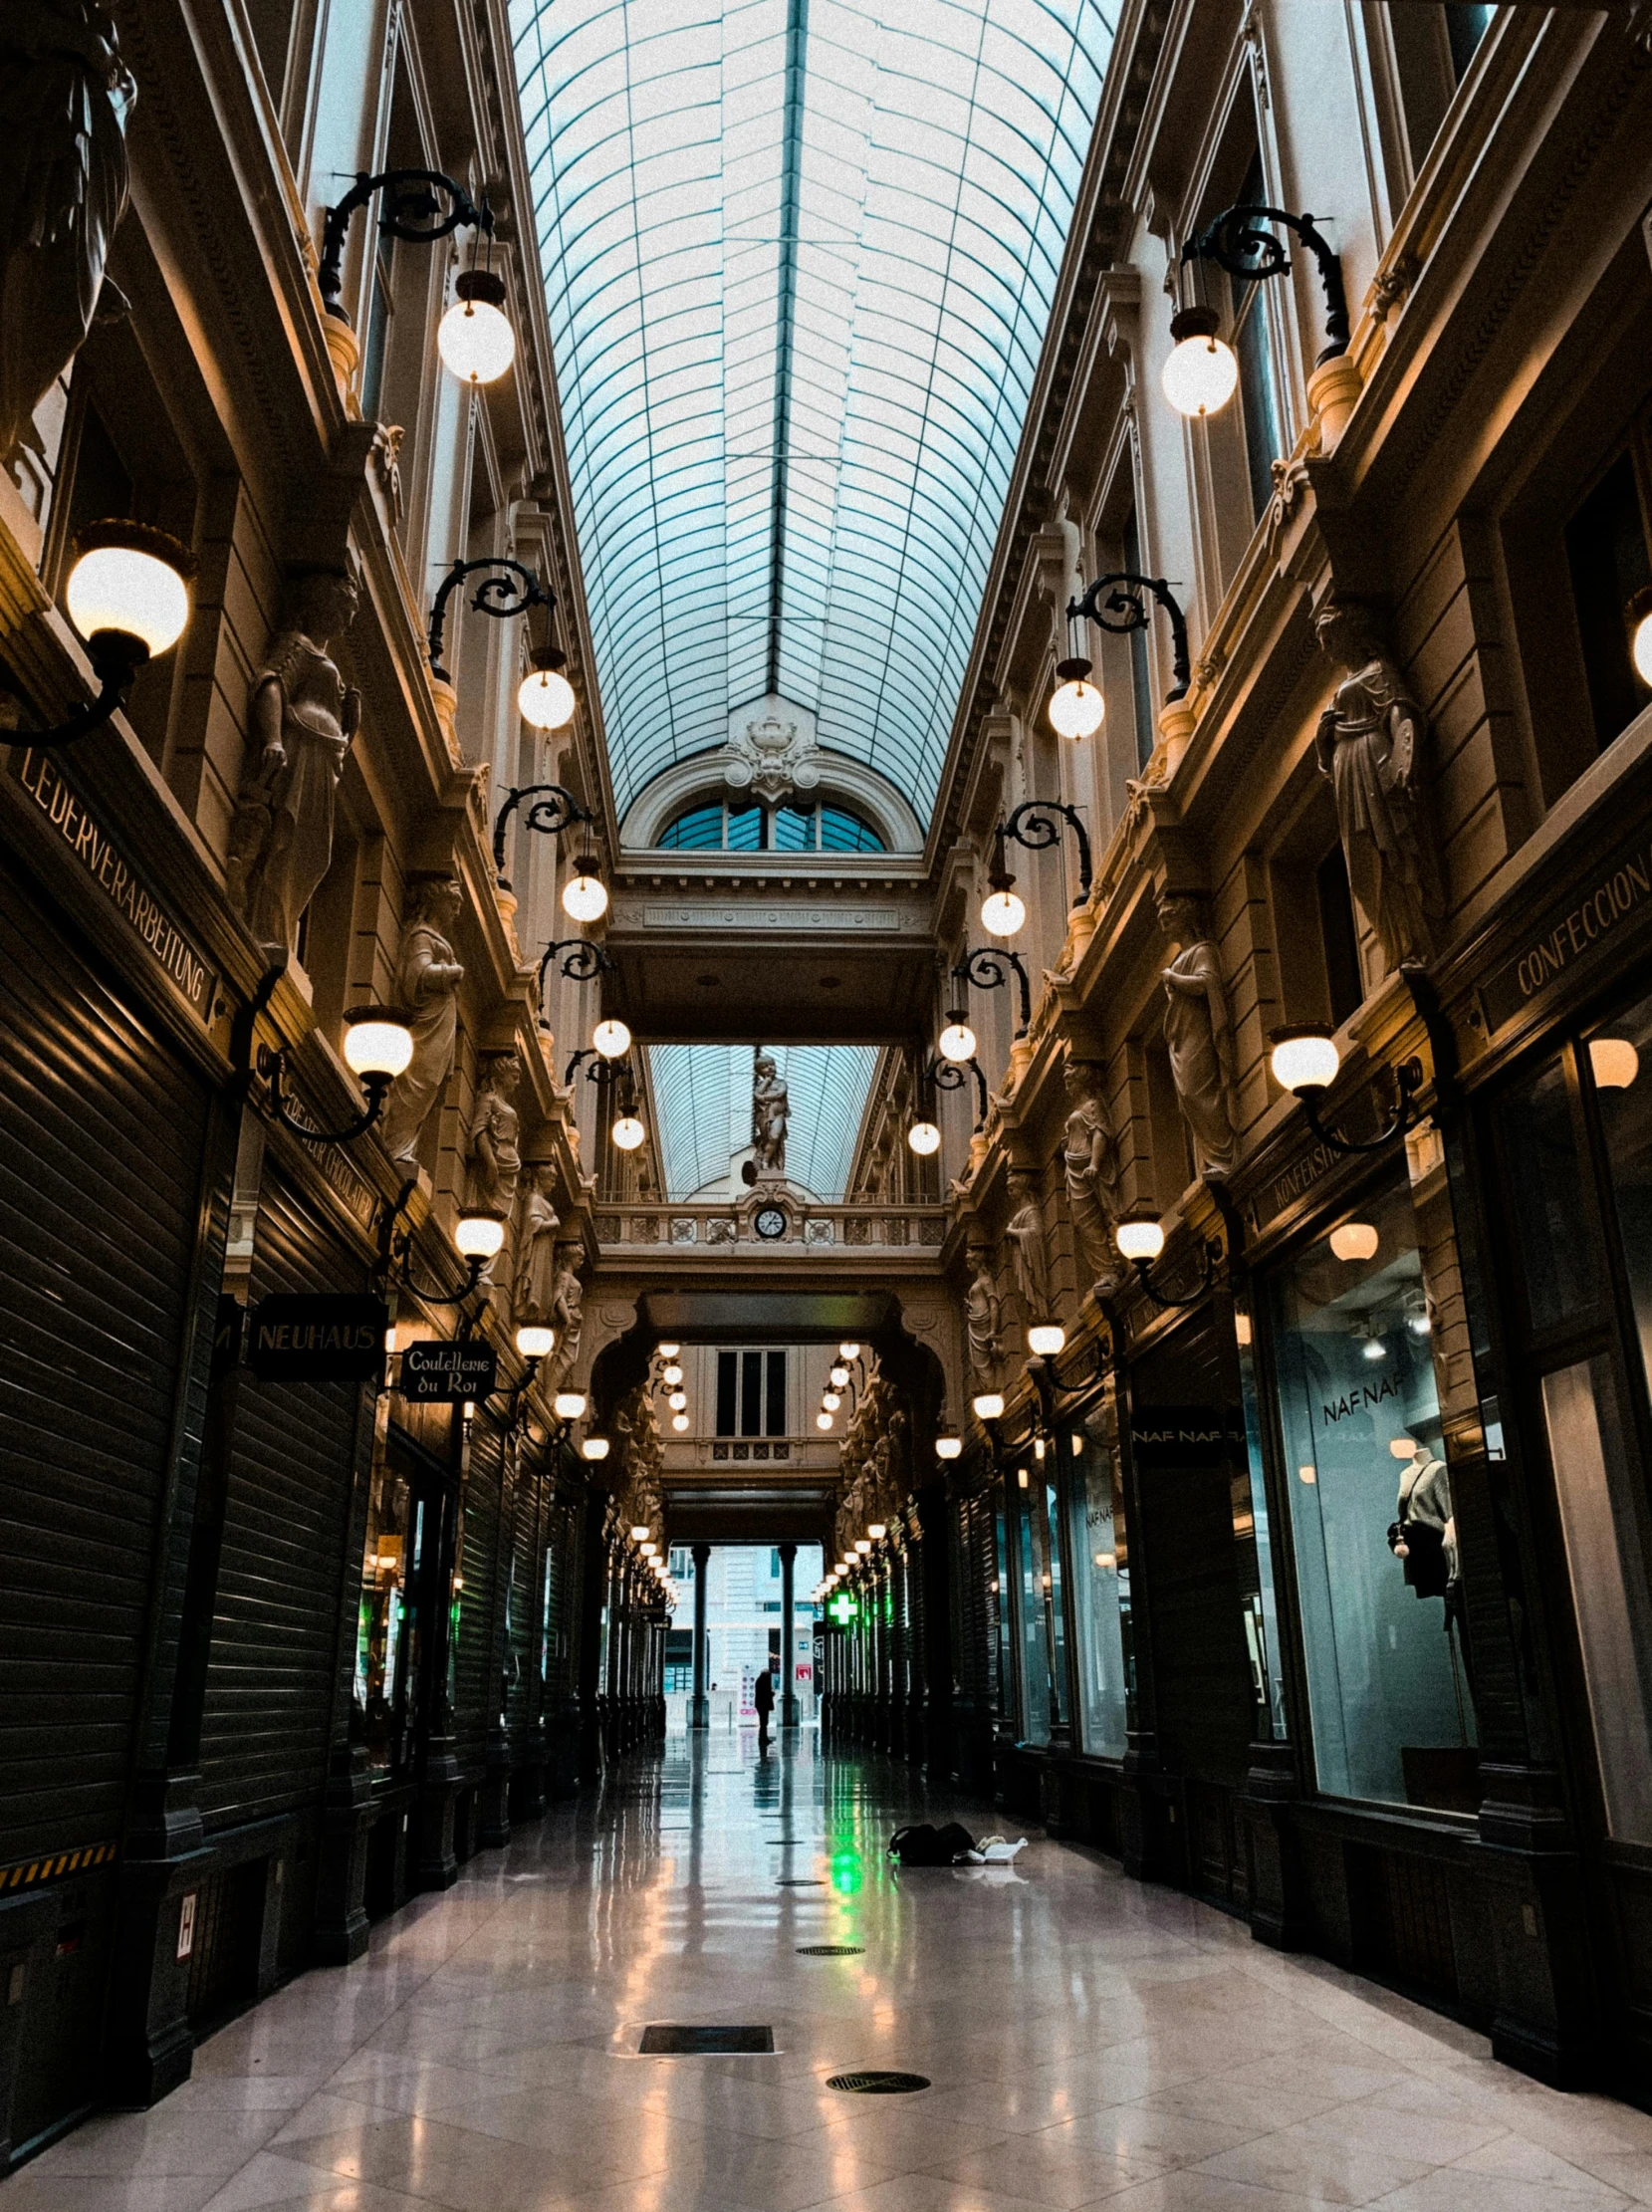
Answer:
400, 1340, 497, 1402
11, 748, 216, 1020
1130, 1403, 1246, 1469
248, 1295, 387, 1383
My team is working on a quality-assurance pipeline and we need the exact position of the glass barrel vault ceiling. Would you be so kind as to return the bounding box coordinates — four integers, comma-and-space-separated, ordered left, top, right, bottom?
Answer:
648, 1044, 878, 1200
511, 0, 1118, 823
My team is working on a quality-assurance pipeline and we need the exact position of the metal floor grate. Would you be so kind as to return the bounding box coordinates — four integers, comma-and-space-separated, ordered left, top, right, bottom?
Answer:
797, 1944, 863, 1956
639, 2025, 775, 2055
776, 1877, 824, 1885
826, 2070, 930, 2093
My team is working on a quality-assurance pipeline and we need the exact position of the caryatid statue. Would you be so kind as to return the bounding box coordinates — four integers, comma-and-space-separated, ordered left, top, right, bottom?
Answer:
964, 1243, 1003, 1380
227, 565, 361, 955
1157, 891, 1238, 1178
1312, 600, 1444, 971
751, 1049, 789, 1175
380, 873, 464, 1165
1062, 1060, 1119, 1291
0, 3, 133, 464
513, 1164, 560, 1326
1005, 1179, 1053, 1325
547, 1252, 584, 1384
468, 1052, 523, 1221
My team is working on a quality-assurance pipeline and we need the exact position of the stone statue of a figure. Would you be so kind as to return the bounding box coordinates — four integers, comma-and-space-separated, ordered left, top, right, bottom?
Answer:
965, 1245, 1002, 1378
752, 1050, 789, 1175
227, 567, 361, 955
513, 1164, 559, 1325
0, 3, 133, 465
1062, 1061, 1119, 1289
547, 1254, 584, 1384
1313, 602, 1443, 971
1005, 1183, 1053, 1322
468, 1052, 522, 1221
381, 874, 464, 1165
1157, 891, 1238, 1178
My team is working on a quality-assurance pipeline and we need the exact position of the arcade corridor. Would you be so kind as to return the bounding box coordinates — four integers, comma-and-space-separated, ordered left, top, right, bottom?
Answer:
16, 1737, 1652, 2212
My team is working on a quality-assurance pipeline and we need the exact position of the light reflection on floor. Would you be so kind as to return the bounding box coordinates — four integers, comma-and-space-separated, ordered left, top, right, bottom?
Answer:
16, 1732, 1652, 2211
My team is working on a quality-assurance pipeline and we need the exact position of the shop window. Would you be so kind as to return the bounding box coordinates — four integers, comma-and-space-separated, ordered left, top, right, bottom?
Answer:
1563, 451, 1652, 757
1223, 152, 1286, 530
1271, 1171, 1479, 1812
1317, 846, 1363, 1027
1065, 1421, 1130, 1756
355, 1464, 427, 1775
1012, 1463, 1054, 1746
1496, 1052, 1599, 1337
1236, 1299, 1288, 1738
1273, 832, 1364, 1033
714, 1348, 787, 1436
1388, 6, 1496, 182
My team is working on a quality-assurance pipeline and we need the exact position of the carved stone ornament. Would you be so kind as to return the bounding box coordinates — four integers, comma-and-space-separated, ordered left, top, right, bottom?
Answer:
381, 873, 465, 1166
226, 564, 362, 956
547, 1252, 584, 1384
1061, 1060, 1120, 1292
964, 1243, 1003, 1380
513, 1163, 559, 1325
1156, 890, 1238, 1178
1004, 1180, 1053, 1322
468, 1052, 523, 1222
1312, 601, 1444, 972
0, 3, 134, 464
722, 691, 822, 803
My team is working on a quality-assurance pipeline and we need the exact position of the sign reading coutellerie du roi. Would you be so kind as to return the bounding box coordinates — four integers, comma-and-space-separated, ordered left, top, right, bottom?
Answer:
247, 1295, 388, 1383
11, 748, 216, 1020
399, 1340, 498, 1402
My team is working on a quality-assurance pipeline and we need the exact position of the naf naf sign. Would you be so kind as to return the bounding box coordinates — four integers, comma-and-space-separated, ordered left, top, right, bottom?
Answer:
1130, 1404, 1246, 1470
248, 1295, 387, 1384
399, 1340, 498, 1403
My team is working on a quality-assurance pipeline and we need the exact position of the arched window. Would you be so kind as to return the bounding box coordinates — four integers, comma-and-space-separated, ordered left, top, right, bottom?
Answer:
655, 799, 884, 853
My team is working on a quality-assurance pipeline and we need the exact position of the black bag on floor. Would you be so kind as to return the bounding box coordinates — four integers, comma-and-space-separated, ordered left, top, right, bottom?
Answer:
888, 1821, 975, 1866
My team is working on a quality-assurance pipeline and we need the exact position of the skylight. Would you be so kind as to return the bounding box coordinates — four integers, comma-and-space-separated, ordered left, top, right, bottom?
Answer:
647, 1043, 878, 1201
512, 0, 1117, 823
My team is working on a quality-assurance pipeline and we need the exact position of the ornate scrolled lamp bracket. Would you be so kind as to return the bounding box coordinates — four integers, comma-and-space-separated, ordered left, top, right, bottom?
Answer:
1050, 572, 1192, 749
1164, 205, 1348, 420
953, 943, 1032, 1036
319, 168, 489, 315
258, 1006, 413, 1144
537, 935, 615, 1005
983, 801, 1093, 942
1270, 1029, 1426, 1155
428, 556, 551, 684
1114, 1214, 1221, 1312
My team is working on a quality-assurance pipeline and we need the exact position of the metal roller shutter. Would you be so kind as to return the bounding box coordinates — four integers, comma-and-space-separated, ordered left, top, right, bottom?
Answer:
0, 864, 210, 1863
197, 1166, 366, 1828
453, 1414, 503, 1765
504, 1448, 539, 1742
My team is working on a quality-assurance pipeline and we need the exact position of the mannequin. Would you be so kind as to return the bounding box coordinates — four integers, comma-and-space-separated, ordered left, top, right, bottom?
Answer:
1388, 1436, 1456, 1600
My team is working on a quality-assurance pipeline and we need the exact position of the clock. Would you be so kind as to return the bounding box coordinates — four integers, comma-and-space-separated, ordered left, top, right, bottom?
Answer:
754, 1205, 789, 1241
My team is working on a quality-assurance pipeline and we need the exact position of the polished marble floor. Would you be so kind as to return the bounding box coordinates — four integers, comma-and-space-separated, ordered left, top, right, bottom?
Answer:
12, 1734, 1652, 2212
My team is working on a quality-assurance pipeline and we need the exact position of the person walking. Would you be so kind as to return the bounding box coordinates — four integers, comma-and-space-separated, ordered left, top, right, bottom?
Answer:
754, 1665, 775, 1750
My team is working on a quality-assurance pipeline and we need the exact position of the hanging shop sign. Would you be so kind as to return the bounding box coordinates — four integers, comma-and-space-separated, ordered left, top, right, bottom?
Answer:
1478, 819, 1652, 1038
10, 747, 217, 1023
1130, 1403, 1247, 1469
248, 1294, 388, 1383
399, 1339, 498, 1402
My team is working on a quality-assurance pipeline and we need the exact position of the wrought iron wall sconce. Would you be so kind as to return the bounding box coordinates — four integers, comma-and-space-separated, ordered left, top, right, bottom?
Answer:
926, 1049, 989, 1126
259, 1007, 413, 1143
491, 780, 595, 896
1165, 204, 1348, 419
1049, 571, 1191, 742
376, 1180, 504, 1317
1270, 1030, 1426, 1156
4, 523, 195, 750
953, 944, 1032, 1036
981, 803, 1093, 940
427, 556, 551, 684
1027, 1334, 1106, 1435
537, 935, 615, 1014
318, 170, 514, 387
1114, 1215, 1222, 1311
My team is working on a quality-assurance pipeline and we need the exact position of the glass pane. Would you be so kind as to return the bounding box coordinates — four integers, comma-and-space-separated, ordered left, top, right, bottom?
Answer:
356, 1460, 416, 1772
772, 803, 815, 852
1235, 282, 1281, 527
1564, 452, 1652, 754
1497, 1052, 1595, 1334
1066, 1423, 1128, 1756
1015, 1473, 1051, 1746
658, 803, 725, 850
1044, 1473, 1066, 1732
1590, 994, 1652, 1397
727, 801, 765, 852
820, 805, 884, 853
993, 1490, 1012, 1718
1540, 1358, 1652, 1842
1272, 1170, 1479, 1810
1235, 1308, 1287, 1739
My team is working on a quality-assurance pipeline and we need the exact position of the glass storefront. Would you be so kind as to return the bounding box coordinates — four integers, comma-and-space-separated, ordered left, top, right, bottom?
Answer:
1271, 1168, 1478, 1812
1064, 1414, 1130, 1757
1014, 1462, 1053, 1744
355, 1453, 428, 1774
1235, 1300, 1288, 1739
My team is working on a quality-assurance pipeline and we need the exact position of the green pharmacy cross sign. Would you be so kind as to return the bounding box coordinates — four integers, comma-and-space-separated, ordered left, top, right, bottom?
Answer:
828, 1594, 859, 1624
